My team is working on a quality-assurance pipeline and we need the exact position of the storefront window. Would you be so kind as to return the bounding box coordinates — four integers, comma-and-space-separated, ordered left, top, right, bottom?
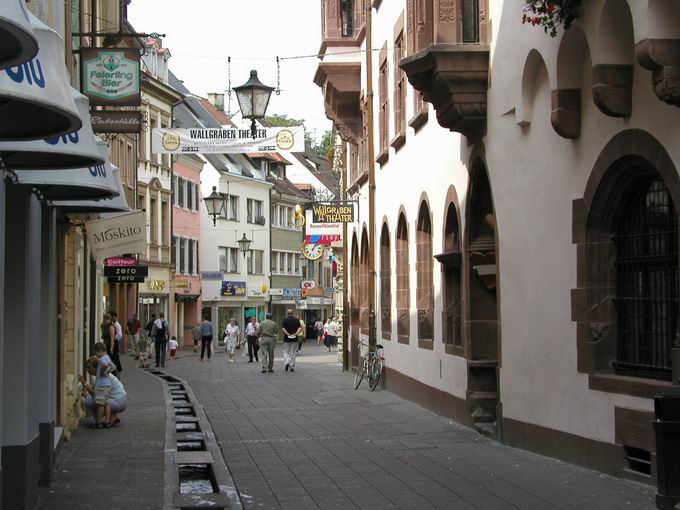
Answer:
138, 295, 168, 335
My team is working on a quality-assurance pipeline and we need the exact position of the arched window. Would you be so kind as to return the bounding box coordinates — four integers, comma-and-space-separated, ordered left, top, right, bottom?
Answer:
614, 178, 678, 379
442, 202, 462, 348
359, 229, 369, 333
396, 212, 410, 343
350, 234, 359, 326
380, 223, 392, 339
416, 201, 434, 346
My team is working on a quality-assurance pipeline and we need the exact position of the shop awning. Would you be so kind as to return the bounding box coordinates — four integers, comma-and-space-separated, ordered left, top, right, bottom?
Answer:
0, 12, 80, 141
13, 140, 118, 200
0, 0, 38, 70
51, 165, 130, 213
175, 294, 200, 302
0, 88, 104, 169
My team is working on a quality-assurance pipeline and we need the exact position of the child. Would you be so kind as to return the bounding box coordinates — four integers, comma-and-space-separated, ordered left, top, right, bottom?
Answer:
93, 342, 113, 428
137, 335, 148, 368
169, 336, 178, 360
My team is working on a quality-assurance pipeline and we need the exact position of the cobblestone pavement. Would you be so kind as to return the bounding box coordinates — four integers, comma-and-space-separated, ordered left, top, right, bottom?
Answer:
35, 356, 165, 510
162, 343, 657, 510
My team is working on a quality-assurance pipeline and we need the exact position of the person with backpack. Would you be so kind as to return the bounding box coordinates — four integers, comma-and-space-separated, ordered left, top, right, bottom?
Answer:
153, 313, 169, 367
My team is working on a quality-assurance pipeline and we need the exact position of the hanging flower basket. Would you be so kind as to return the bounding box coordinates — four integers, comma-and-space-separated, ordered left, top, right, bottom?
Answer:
522, 0, 582, 37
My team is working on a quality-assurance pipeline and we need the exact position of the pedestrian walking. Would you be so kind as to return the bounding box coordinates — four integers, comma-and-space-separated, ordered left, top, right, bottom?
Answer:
153, 313, 169, 367
281, 309, 301, 372
315, 318, 324, 346
169, 336, 178, 360
146, 313, 156, 353
108, 311, 124, 376
137, 335, 149, 368
245, 316, 260, 363
257, 313, 278, 373
297, 315, 306, 355
199, 315, 213, 361
125, 313, 141, 357
224, 318, 239, 363
191, 322, 201, 353
325, 317, 338, 351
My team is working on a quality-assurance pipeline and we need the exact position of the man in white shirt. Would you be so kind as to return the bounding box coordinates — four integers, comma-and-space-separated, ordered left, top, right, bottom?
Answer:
152, 313, 169, 367
245, 316, 260, 363
326, 317, 338, 351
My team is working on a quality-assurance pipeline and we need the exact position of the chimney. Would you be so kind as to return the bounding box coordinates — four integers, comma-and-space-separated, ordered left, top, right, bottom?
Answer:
207, 92, 225, 112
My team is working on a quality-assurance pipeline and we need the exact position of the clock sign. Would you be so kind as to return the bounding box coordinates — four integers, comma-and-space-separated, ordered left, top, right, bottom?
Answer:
301, 243, 324, 260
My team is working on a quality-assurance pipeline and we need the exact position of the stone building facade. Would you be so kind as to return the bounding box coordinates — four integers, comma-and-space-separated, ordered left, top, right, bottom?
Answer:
316, 0, 680, 484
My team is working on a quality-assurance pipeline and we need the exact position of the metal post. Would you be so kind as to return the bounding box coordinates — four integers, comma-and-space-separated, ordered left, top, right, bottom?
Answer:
365, 2, 377, 351
341, 139, 349, 371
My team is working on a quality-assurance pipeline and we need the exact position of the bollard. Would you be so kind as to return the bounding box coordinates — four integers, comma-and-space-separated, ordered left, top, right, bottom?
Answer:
655, 387, 680, 510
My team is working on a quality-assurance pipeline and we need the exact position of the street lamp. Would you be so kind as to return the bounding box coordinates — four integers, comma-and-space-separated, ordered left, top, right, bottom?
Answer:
204, 186, 226, 226
233, 70, 275, 138
237, 233, 252, 258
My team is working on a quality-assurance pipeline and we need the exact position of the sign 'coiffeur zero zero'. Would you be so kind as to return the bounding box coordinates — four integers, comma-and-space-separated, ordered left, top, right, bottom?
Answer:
151, 126, 305, 154
81, 48, 140, 106
85, 211, 146, 261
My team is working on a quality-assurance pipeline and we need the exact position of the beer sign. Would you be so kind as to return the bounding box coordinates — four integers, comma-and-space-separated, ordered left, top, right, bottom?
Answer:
81, 48, 141, 106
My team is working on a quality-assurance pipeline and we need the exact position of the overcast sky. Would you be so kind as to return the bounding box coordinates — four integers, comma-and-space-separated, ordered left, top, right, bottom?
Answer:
128, 0, 332, 142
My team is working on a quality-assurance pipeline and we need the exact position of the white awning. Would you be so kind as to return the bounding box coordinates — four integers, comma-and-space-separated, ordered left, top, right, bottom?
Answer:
0, 0, 38, 70
52, 165, 130, 213
13, 141, 119, 200
0, 12, 80, 141
0, 88, 104, 169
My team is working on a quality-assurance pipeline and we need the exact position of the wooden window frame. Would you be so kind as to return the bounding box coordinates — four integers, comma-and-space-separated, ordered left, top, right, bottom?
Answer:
376, 43, 389, 166
391, 13, 407, 151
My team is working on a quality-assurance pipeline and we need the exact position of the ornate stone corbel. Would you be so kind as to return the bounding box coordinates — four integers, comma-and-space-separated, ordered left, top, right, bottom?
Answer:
592, 64, 633, 117
551, 89, 581, 139
636, 38, 680, 107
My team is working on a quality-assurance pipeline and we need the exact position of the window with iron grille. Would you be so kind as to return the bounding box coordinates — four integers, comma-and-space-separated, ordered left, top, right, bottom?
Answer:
416, 201, 434, 341
396, 213, 410, 341
614, 178, 678, 380
380, 223, 392, 336
341, 0, 354, 37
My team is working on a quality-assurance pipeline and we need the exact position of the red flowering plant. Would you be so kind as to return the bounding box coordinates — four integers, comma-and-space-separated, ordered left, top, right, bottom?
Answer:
522, 0, 582, 37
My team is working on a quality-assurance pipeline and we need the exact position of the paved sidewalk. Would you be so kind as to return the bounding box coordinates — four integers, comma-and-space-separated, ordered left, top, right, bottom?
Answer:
163, 344, 657, 510
35, 355, 165, 510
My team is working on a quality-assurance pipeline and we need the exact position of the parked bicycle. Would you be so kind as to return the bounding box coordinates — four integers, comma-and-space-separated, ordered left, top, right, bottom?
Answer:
354, 341, 384, 391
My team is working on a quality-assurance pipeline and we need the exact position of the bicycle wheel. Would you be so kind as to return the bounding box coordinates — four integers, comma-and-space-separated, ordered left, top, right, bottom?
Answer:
368, 357, 382, 391
353, 359, 365, 389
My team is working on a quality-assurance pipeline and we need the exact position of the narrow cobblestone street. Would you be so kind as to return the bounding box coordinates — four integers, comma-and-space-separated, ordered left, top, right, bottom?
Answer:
157, 343, 656, 510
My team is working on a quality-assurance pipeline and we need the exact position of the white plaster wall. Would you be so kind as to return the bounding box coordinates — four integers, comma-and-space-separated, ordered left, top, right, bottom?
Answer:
199, 173, 272, 303
344, 1, 471, 399
483, 0, 680, 443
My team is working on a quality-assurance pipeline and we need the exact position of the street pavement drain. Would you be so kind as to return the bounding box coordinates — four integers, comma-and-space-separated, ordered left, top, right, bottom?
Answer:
144, 368, 243, 509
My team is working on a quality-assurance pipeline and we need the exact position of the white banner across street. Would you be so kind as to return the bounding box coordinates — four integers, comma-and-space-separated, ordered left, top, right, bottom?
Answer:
85, 210, 146, 260
151, 125, 305, 154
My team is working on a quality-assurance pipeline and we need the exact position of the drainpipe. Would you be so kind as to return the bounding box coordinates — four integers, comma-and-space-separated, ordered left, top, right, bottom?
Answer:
365, 2, 377, 351
341, 136, 349, 371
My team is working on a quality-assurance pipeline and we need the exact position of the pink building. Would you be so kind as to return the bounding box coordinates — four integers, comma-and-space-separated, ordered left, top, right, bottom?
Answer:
170, 154, 203, 346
